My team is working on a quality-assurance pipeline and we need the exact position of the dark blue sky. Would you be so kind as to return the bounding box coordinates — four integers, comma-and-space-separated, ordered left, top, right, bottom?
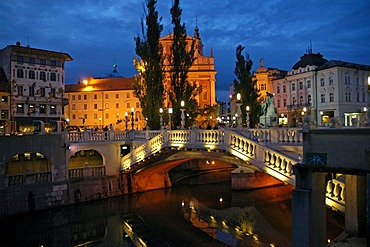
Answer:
1, 0, 369, 102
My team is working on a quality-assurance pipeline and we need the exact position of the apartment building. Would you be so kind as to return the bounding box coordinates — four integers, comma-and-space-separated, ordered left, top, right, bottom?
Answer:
0, 42, 72, 132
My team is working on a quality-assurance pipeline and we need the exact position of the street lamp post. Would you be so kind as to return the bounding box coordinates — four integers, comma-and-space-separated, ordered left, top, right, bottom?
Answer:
180, 100, 185, 129
124, 112, 128, 130
246, 105, 250, 128
159, 108, 163, 129
236, 93, 242, 126
130, 107, 135, 130
168, 107, 173, 130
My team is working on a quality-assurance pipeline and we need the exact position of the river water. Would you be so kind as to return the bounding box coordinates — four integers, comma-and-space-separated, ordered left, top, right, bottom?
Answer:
0, 172, 344, 247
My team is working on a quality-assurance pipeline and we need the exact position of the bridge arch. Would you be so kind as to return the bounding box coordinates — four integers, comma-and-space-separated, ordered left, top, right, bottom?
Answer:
5, 152, 51, 187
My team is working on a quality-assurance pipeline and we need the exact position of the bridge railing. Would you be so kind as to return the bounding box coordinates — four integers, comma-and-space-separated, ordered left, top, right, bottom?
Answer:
120, 129, 299, 186
5, 171, 52, 187
235, 127, 303, 145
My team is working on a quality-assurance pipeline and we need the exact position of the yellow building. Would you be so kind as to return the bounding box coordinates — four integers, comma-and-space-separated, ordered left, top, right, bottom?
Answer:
64, 76, 145, 130
253, 58, 286, 103
159, 25, 217, 109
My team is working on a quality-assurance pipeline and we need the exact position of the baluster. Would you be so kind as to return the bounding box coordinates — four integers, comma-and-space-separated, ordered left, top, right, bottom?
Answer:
326, 180, 335, 196
280, 158, 286, 172
333, 183, 342, 200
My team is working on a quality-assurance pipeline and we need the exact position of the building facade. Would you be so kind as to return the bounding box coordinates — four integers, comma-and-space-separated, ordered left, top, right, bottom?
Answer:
272, 51, 370, 126
159, 25, 217, 109
64, 76, 145, 130
0, 42, 72, 132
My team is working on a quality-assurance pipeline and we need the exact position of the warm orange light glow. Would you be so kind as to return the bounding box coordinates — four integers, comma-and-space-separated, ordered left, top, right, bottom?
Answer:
83, 79, 88, 86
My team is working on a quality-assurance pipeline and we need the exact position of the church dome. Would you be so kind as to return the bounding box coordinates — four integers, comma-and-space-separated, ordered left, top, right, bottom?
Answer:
292, 52, 327, 70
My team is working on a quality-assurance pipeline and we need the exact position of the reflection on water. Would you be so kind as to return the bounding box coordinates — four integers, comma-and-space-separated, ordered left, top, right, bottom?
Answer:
0, 173, 344, 247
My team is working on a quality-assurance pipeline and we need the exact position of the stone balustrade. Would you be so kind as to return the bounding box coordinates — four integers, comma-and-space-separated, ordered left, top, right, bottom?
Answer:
5, 171, 51, 187
325, 175, 345, 213
237, 127, 303, 144
121, 129, 298, 186
68, 166, 106, 179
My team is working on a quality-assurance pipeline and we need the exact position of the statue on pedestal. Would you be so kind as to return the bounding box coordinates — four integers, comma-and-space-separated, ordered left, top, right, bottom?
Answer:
259, 92, 278, 128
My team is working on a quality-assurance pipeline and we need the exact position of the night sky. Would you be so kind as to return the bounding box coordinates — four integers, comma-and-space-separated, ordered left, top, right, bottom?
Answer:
1, 0, 369, 102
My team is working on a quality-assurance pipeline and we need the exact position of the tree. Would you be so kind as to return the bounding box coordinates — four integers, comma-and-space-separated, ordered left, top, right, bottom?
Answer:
133, 0, 165, 130
167, 0, 201, 129
233, 45, 261, 127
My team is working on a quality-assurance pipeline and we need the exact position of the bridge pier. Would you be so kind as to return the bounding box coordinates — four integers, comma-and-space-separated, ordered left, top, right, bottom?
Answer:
292, 166, 326, 247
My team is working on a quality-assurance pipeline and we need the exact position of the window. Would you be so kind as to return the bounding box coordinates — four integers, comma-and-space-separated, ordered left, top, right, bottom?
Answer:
126, 102, 130, 108
84, 104, 87, 110
17, 103, 24, 113
260, 84, 266, 90
344, 76, 350, 85
78, 95, 81, 100
1, 110, 9, 119
40, 59, 46, 65
307, 80, 311, 88
17, 85, 23, 96
356, 92, 360, 102
292, 97, 296, 105
320, 78, 325, 86
29, 104, 35, 114
72, 104, 75, 110
277, 100, 280, 108
29, 70, 35, 79
94, 114, 97, 119
330, 93, 334, 102
105, 103, 109, 109
40, 72, 46, 81
105, 94, 108, 99
345, 92, 351, 102
363, 93, 366, 103
94, 103, 97, 109
299, 96, 304, 104
17, 69, 24, 78
50, 105, 56, 114
356, 77, 359, 85
29, 86, 35, 96
308, 95, 312, 104
283, 99, 287, 107
105, 113, 109, 119
277, 86, 280, 94
72, 95, 76, 100
29, 57, 35, 64
2, 96, 8, 102
126, 93, 130, 98
50, 73, 56, 81
136, 102, 140, 108
321, 94, 325, 103
50, 60, 56, 66
84, 114, 87, 119
329, 77, 334, 85
299, 81, 303, 90
283, 85, 286, 93
50, 88, 56, 97
17, 56, 24, 62
292, 83, 295, 91
40, 87, 45, 97
39, 104, 46, 114
203, 92, 208, 101
83, 95, 87, 100
116, 103, 119, 108
72, 114, 75, 119
94, 94, 97, 100
116, 94, 119, 99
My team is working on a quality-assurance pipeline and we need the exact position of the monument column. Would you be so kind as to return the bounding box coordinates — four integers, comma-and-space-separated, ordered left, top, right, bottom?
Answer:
292, 166, 326, 247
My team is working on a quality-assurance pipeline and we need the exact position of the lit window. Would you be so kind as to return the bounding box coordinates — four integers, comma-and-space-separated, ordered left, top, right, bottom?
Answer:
50, 105, 57, 114
39, 104, 46, 114
17, 103, 24, 113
